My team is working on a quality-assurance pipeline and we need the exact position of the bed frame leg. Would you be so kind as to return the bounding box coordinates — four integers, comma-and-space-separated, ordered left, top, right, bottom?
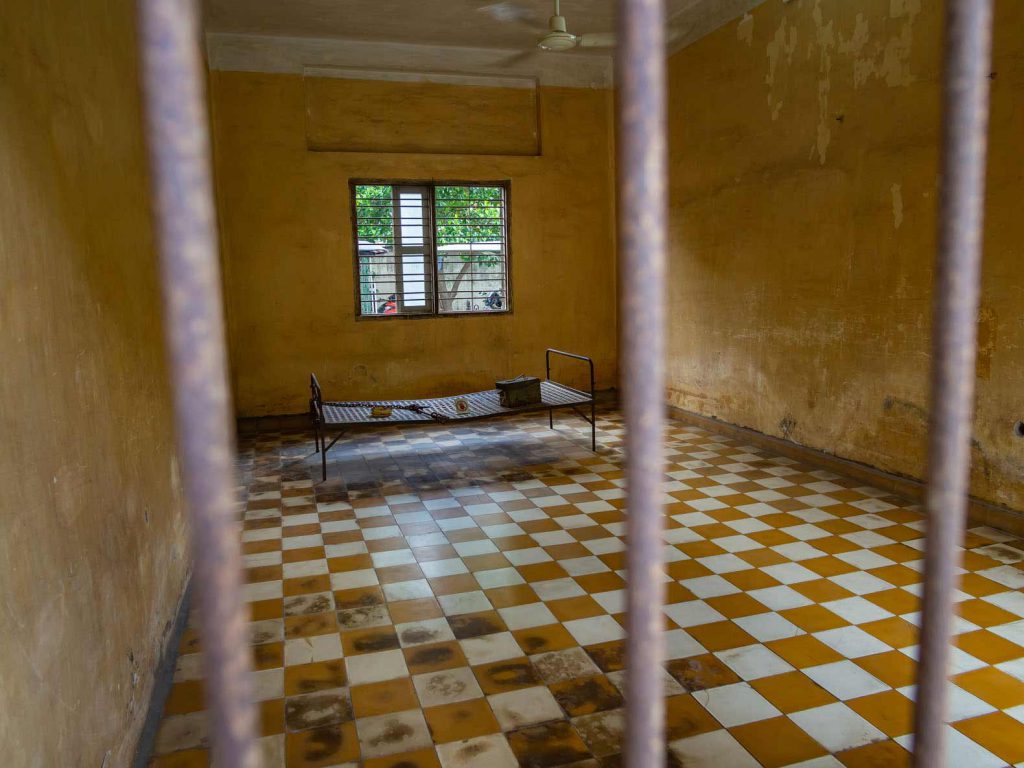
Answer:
319, 431, 346, 483
545, 348, 598, 451
588, 355, 596, 451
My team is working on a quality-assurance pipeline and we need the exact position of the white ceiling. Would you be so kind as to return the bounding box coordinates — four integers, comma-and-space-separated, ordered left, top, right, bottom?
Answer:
203, 0, 762, 56
203, 0, 765, 88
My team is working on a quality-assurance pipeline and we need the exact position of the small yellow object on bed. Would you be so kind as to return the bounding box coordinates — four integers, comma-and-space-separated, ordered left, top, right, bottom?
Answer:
370, 405, 393, 418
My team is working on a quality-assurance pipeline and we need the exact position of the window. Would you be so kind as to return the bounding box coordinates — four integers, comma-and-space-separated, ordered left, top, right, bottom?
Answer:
352, 181, 510, 317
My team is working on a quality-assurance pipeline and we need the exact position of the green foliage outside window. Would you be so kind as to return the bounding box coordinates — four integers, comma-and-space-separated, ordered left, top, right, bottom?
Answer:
354, 183, 507, 313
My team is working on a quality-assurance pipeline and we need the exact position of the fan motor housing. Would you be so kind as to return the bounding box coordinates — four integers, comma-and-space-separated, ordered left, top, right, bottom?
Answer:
539, 29, 576, 51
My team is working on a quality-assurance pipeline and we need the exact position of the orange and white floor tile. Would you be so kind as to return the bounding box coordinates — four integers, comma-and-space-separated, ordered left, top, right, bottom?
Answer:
151, 410, 1024, 768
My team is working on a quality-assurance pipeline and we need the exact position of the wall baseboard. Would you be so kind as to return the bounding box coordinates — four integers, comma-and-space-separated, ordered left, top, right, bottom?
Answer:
237, 412, 310, 434
131, 578, 192, 768
667, 404, 1024, 537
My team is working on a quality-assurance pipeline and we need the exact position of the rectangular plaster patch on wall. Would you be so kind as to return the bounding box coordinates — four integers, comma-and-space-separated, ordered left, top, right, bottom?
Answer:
302, 67, 540, 156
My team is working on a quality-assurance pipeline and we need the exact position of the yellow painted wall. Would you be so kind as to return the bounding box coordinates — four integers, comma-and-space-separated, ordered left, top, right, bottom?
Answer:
208, 71, 617, 416
305, 76, 540, 155
0, 1, 189, 765
666, 0, 1024, 510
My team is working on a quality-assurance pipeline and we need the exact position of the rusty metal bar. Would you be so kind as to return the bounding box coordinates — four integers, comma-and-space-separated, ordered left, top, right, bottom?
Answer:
912, 1, 994, 766
138, 1, 260, 766
617, 0, 668, 766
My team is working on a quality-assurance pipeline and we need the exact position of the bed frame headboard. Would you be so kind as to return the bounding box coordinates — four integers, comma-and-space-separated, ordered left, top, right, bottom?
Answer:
545, 348, 595, 400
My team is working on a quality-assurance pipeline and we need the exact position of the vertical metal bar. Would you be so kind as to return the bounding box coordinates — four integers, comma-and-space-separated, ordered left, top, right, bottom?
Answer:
430, 185, 441, 315
589, 357, 596, 451
913, 2, 993, 766
547, 350, 554, 428
617, 0, 667, 765
591, 401, 596, 451
138, 2, 260, 767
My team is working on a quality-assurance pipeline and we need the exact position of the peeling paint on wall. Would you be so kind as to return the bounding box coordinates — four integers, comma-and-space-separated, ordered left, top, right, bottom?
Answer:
881, 0, 920, 86
837, 0, 920, 88
765, 17, 797, 120
809, 0, 835, 164
758, 0, 924, 164
737, 12, 754, 46
840, 14, 874, 86
891, 183, 904, 229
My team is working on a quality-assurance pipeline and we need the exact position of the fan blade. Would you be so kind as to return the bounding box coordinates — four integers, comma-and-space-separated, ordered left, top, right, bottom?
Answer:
476, 1, 545, 31
577, 32, 616, 48
494, 48, 540, 68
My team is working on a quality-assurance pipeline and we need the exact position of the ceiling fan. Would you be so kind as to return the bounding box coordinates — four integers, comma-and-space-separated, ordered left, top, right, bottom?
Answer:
479, 0, 616, 62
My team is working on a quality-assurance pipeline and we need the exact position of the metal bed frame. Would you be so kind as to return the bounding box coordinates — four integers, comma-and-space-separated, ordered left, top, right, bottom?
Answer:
308, 348, 597, 481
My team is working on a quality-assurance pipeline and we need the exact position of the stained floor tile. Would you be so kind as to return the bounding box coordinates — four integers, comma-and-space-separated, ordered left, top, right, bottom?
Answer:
356, 709, 433, 758
488, 685, 564, 731
423, 698, 502, 743
152, 411, 1024, 766
473, 657, 540, 694
350, 677, 419, 719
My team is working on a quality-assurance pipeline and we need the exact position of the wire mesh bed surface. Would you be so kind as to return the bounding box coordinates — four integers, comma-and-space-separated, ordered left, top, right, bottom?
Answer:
320, 380, 590, 425
309, 349, 597, 480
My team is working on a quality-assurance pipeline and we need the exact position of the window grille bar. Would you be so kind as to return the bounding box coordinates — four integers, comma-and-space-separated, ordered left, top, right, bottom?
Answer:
617, 0, 668, 766
354, 181, 509, 317
137, 1, 260, 766
912, 2, 993, 766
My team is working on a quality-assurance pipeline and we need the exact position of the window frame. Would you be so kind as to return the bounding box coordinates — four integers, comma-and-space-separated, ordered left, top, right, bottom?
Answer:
349, 179, 513, 320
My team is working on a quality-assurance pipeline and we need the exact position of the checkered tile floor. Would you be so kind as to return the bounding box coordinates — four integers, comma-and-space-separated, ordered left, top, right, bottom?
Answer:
152, 409, 1024, 768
